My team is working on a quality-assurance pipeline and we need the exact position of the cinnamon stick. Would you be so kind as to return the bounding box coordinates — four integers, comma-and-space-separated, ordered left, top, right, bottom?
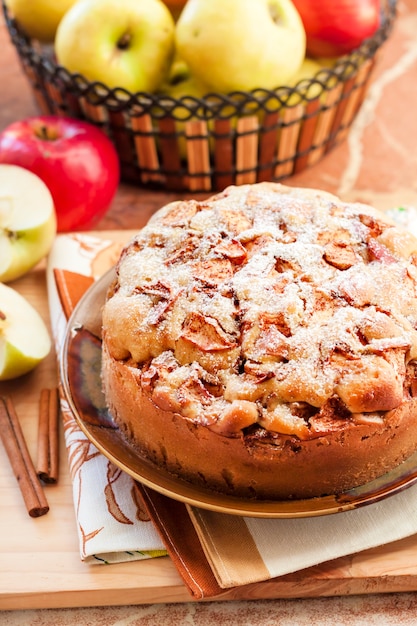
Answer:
0, 395, 49, 518
37, 387, 60, 484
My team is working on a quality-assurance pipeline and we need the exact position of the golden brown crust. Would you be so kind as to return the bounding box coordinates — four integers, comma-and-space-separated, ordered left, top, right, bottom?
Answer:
102, 345, 417, 499
101, 182, 417, 499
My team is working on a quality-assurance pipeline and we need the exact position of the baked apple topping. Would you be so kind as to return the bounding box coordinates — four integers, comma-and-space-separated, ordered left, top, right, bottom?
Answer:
103, 183, 417, 441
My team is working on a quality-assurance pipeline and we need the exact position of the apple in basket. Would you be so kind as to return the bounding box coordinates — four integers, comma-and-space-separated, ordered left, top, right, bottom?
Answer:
55, 0, 176, 93
291, 0, 381, 57
0, 164, 56, 283
175, 0, 306, 93
0, 282, 51, 381
0, 116, 120, 233
5, 0, 79, 43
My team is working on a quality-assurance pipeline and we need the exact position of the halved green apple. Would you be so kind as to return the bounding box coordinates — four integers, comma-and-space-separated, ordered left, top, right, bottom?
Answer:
0, 283, 51, 380
0, 164, 57, 283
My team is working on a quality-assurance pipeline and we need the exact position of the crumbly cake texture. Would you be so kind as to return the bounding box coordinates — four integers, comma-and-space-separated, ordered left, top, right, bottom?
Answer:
101, 183, 417, 499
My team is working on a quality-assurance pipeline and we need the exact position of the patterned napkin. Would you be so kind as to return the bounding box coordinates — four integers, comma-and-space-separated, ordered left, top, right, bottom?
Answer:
46, 232, 167, 564
46, 227, 417, 599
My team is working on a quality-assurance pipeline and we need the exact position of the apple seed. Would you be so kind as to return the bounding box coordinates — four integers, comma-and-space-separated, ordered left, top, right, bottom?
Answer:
0, 309, 6, 321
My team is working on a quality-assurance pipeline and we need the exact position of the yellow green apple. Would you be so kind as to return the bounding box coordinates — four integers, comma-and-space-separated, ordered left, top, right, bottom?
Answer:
5, 0, 78, 43
252, 55, 342, 122
175, 0, 306, 93
55, 0, 176, 93
159, 58, 210, 100
0, 283, 51, 381
0, 164, 56, 283
290, 57, 323, 86
291, 58, 324, 106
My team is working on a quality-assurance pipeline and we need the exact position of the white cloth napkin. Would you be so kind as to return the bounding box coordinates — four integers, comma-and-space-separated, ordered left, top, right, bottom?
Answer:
187, 484, 417, 588
46, 232, 167, 564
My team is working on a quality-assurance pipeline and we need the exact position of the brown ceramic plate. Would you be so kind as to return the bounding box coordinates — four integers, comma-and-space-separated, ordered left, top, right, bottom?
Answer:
60, 269, 417, 518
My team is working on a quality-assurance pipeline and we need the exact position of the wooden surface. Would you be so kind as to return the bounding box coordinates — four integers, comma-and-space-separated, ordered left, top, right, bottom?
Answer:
2, 0, 417, 614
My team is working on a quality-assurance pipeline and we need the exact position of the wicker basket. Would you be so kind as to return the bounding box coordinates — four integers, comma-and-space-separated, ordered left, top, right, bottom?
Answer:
2, 0, 396, 192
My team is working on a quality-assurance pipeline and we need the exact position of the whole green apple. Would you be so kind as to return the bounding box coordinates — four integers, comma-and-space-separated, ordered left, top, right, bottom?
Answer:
5, 0, 78, 43
175, 0, 306, 93
55, 0, 176, 93
0, 164, 57, 283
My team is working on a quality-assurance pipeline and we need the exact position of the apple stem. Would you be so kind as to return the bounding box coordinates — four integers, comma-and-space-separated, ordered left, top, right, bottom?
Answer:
34, 124, 58, 141
117, 32, 131, 50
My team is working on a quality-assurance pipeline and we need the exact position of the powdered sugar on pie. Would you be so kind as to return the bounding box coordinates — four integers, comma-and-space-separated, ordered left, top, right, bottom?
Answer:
101, 183, 417, 499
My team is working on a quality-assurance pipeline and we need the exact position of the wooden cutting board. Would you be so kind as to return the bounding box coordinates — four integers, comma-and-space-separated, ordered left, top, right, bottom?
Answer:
2, 231, 417, 611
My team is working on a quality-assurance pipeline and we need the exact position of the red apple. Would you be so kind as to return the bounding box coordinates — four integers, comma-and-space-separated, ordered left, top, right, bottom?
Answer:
0, 116, 120, 232
292, 0, 381, 58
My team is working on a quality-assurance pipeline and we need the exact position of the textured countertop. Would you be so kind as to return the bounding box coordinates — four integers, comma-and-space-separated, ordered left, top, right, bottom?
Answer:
1, 0, 417, 623
2, 594, 417, 625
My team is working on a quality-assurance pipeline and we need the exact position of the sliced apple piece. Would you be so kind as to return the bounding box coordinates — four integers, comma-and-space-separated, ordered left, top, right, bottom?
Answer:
0, 283, 51, 380
0, 164, 56, 283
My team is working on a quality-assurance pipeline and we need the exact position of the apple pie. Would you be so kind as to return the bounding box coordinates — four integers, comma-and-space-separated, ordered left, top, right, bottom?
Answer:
101, 183, 417, 499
